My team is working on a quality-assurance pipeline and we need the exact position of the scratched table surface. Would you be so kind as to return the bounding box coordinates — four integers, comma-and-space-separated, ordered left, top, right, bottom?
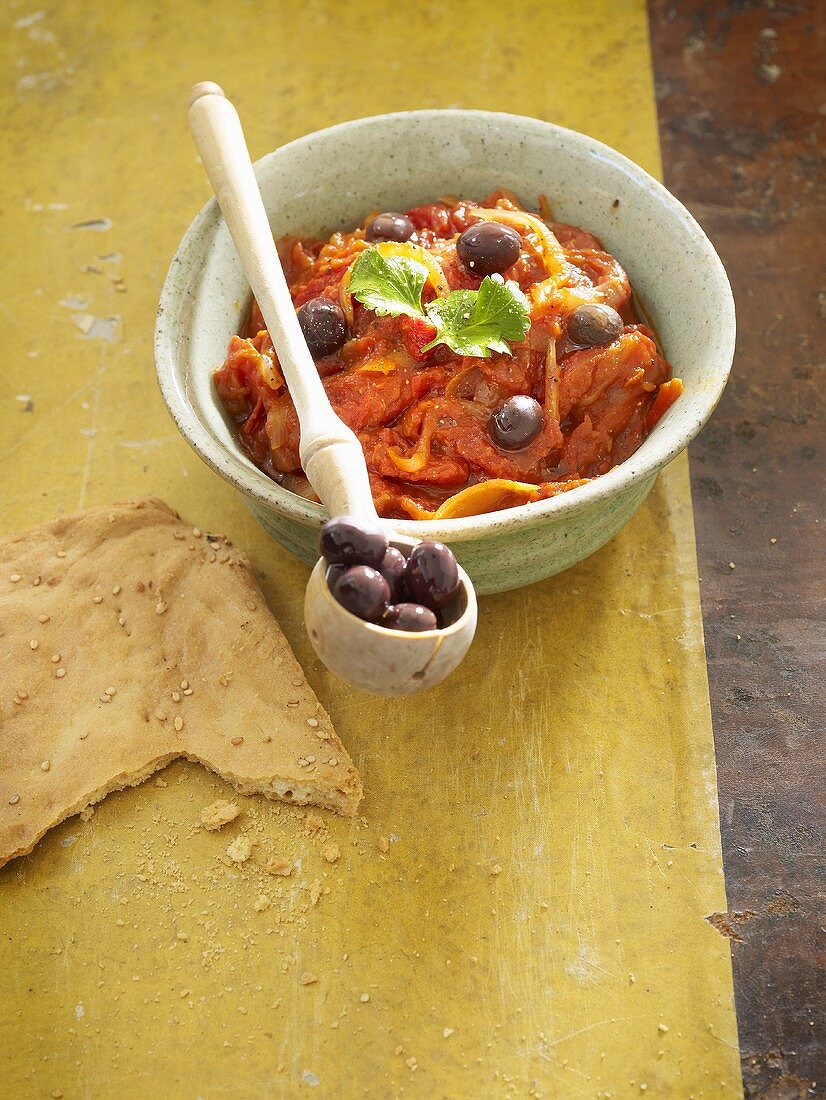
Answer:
0, 2, 742, 1097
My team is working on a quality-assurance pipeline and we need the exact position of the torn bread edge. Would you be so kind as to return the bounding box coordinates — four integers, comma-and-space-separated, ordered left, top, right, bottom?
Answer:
1, 751, 361, 869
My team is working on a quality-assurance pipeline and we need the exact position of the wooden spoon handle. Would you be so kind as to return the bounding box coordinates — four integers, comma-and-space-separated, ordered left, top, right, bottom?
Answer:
188, 82, 378, 522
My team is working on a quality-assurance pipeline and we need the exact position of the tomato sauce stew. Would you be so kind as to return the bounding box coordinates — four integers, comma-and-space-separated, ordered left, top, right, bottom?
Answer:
214, 191, 683, 520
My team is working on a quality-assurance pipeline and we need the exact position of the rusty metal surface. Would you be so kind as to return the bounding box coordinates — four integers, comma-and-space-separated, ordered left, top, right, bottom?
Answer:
649, 1, 825, 1096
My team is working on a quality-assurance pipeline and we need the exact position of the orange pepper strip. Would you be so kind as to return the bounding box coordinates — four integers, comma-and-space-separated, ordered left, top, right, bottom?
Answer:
646, 378, 684, 431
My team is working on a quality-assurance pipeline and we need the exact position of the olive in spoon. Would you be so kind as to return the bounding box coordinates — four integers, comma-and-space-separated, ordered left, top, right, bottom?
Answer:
187, 82, 477, 696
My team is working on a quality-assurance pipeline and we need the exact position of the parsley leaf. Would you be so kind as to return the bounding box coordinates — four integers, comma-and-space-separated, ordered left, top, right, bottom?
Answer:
422, 276, 531, 357
348, 248, 532, 357
348, 249, 427, 320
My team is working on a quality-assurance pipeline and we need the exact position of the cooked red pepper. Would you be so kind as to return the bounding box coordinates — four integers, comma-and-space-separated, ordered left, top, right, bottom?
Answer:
646, 377, 685, 431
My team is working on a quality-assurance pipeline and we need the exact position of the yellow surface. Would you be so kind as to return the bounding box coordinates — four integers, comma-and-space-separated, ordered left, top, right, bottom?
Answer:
0, 1, 741, 1096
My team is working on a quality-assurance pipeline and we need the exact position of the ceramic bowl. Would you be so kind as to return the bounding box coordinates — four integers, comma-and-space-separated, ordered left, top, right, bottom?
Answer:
155, 109, 735, 595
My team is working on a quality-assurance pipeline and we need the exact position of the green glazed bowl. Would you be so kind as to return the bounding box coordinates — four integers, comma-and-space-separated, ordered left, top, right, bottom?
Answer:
155, 110, 735, 594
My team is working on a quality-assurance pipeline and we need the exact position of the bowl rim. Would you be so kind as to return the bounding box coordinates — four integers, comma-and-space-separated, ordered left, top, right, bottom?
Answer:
155, 107, 736, 539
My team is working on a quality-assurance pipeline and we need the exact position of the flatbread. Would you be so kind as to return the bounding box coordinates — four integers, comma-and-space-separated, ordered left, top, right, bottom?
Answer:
0, 498, 362, 867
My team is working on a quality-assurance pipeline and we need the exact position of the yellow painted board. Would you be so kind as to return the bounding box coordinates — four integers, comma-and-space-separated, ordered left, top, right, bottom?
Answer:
0, 1, 741, 1097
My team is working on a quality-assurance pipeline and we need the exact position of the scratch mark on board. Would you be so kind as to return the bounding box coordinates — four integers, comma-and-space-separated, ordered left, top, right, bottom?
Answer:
72, 313, 121, 342
70, 218, 112, 232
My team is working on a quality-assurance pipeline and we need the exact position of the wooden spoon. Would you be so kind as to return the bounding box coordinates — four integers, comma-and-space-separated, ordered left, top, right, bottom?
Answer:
188, 82, 477, 696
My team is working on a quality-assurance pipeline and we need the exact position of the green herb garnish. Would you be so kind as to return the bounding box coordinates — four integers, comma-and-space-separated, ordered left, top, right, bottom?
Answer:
348, 249, 531, 358
347, 248, 428, 320
422, 277, 531, 358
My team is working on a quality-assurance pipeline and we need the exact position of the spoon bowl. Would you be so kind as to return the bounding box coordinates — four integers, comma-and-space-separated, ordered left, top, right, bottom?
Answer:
305, 535, 477, 696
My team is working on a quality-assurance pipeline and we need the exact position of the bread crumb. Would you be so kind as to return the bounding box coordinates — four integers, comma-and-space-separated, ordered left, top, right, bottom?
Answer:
299, 971, 318, 986
263, 856, 293, 877
253, 894, 271, 913
201, 799, 240, 831
658, 1023, 669, 1034
378, 836, 389, 853
490, 863, 502, 876
305, 813, 325, 833
322, 842, 340, 864
309, 880, 323, 906
360, 993, 370, 1003
226, 834, 254, 863
443, 1027, 454, 1038
80, 806, 95, 822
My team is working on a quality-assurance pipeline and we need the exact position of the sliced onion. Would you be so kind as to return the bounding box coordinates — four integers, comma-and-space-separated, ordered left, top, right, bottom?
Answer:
387, 407, 437, 474
394, 496, 439, 521
433, 479, 544, 519
336, 239, 370, 327
444, 363, 484, 400
338, 266, 355, 327
544, 339, 559, 422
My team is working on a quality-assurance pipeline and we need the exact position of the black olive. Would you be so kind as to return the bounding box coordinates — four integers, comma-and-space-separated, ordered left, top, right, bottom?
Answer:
456, 222, 522, 276
567, 303, 624, 348
320, 516, 388, 570
365, 212, 416, 243
379, 546, 407, 602
488, 395, 544, 451
325, 562, 346, 590
297, 298, 348, 359
383, 602, 438, 632
405, 541, 460, 612
331, 566, 390, 623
